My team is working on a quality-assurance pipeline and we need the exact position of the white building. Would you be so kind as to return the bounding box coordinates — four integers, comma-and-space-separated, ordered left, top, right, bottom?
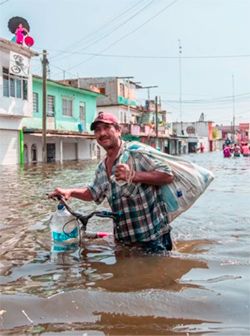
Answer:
172, 117, 214, 153
0, 37, 38, 165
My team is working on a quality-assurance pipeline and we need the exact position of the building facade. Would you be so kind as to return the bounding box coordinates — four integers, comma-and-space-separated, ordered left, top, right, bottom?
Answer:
215, 122, 250, 148
61, 76, 178, 153
172, 119, 214, 153
60, 76, 139, 123
0, 37, 38, 165
22, 76, 101, 163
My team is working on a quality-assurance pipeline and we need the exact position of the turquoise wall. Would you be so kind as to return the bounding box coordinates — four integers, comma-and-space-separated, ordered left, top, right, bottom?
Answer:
24, 77, 99, 132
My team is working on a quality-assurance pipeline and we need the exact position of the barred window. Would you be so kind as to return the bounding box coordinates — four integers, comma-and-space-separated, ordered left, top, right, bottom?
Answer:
2, 67, 28, 100
33, 92, 39, 113
62, 97, 73, 116
79, 102, 86, 125
47, 95, 55, 116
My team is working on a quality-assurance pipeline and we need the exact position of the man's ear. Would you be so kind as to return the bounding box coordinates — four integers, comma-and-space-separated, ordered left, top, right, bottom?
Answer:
114, 124, 121, 132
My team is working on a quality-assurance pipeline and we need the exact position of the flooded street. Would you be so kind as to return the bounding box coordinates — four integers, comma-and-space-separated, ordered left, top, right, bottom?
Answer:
0, 151, 250, 335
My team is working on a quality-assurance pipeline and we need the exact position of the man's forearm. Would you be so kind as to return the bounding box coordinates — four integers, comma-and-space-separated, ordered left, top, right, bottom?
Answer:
49, 186, 94, 201
70, 187, 94, 201
132, 171, 174, 185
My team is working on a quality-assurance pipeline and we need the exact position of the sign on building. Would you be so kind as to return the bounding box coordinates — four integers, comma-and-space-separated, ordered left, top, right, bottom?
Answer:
9, 51, 30, 77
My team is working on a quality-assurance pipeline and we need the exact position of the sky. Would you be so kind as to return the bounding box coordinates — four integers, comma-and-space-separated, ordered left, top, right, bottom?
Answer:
1, 0, 250, 125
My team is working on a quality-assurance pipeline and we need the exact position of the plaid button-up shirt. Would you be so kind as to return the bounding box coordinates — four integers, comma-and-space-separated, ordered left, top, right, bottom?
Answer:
88, 142, 173, 243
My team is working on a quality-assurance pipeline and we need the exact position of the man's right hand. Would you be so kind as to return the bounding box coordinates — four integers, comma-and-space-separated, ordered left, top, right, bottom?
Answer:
48, 188, 72, 200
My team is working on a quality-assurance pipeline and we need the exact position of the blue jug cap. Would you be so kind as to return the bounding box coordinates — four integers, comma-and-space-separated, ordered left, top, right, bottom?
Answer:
57, 203, 65, 210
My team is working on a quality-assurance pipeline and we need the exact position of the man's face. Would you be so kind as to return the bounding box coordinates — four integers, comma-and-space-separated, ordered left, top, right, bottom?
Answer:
94, 122, 121, 150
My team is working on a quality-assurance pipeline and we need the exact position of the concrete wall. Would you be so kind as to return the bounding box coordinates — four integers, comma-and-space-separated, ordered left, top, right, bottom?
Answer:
24, 134, 97, 163
96, 105, 132, 124
77, 77, 137, 107
172, 121, 211, 138
0, 50, 33, 119
0, 129, 19, 164
78, 77, 117, 106
0, 39, 36, 165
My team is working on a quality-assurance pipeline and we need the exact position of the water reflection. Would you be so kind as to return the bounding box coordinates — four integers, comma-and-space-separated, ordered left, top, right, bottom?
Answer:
1, 152, 250, 335
0, 239, 208, 297
79, 242, 208, 292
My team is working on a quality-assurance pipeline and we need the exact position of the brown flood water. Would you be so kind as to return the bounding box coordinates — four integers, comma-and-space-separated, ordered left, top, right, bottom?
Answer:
0, 152, 250, 335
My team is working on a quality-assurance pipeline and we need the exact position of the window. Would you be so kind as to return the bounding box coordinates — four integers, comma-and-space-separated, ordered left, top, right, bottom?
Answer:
24, 144, 29, 163
120, 111, 123, 123
2, 67, 28, 100
10, 77, 15, 97
99, 87, 106, 95
16, 79, 21, 98
119, 83, 125, 97
33, 92, 39, 113
31, 144, 37, 162
47, 95, 55, 116
94, 82, 106, 95
79, 102, 86, 127
62, 97, 73, 116
23, 80, 28, 100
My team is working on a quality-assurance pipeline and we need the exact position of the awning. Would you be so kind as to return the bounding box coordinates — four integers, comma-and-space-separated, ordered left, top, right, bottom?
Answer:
25, 133, 95, 139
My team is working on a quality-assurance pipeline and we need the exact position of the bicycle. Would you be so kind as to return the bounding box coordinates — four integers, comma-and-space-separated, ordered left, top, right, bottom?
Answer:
52, 195, 118, 240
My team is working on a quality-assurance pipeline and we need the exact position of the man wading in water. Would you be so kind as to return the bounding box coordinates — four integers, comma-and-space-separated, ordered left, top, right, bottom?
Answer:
49, 112, 174, 253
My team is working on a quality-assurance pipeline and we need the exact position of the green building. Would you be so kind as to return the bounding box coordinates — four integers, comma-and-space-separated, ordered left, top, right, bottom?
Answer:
22, 76, 101, 163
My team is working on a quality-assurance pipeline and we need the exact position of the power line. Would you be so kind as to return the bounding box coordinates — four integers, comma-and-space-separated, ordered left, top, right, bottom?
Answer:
50, 0, 155, 63
62, 0, 180, 73
0, 0, 9, 5
65, 0, 146, 47
47, 50, 250, 59
161, 92, 250, 104
73, 0, 155, 52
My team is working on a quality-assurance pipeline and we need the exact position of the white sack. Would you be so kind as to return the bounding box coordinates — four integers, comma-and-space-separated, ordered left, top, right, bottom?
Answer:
125, 142, 214, 223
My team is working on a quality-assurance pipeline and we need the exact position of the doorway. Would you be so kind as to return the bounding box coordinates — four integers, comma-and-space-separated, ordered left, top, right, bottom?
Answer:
47, 143, 56, 162
31, 144, 37, 162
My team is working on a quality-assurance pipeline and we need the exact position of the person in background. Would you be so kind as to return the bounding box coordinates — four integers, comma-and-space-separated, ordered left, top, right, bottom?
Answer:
242, 143, 250, 157
15, 23, 28, 45
233, 143, 241, 157
49, 112, 174, 253
198, 143, 205, 153
223, 144, 231, 158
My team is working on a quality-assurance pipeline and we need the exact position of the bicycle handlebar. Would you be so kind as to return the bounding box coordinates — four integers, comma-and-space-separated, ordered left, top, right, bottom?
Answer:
51, 195, 118, 231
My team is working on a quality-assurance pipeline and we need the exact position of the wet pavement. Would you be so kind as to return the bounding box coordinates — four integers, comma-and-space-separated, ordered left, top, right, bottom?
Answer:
0, 152, 250, 335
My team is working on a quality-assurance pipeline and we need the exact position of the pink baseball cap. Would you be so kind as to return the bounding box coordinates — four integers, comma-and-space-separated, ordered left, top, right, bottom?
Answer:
90, 112, 119, 130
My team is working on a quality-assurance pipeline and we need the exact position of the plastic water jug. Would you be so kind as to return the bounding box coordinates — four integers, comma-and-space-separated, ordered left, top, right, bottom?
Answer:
50, 204, 79, 246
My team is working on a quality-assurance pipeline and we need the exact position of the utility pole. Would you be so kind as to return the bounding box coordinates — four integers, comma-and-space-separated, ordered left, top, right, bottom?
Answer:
42, 50, 48, 163
137, 85, 158, 101
232, 74, 236, 143
178, 39, 183, 134
155, 95, 159, 148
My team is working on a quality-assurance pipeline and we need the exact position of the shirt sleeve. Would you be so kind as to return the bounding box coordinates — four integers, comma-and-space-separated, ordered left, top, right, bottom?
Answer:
87, 162, 109, 204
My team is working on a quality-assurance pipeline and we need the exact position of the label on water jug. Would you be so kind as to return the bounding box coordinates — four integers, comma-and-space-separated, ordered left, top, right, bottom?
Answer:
52, 226, 78, 243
